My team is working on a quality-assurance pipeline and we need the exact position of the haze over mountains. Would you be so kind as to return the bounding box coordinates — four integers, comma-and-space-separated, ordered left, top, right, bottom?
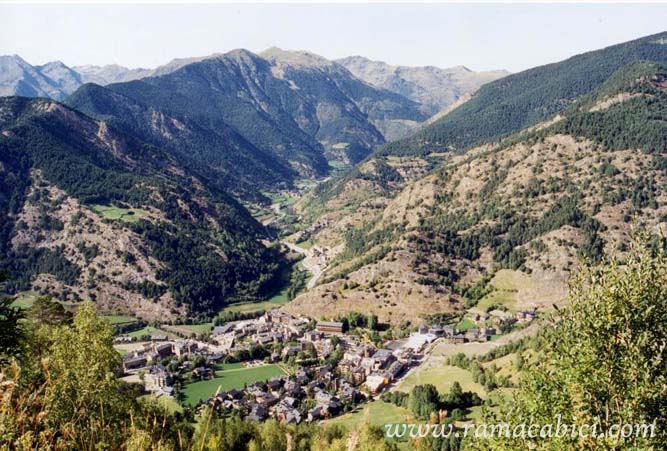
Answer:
337, 55, 509, 117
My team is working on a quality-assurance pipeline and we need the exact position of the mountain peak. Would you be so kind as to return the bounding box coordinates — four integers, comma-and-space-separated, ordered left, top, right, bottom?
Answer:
260, 47, 334, 69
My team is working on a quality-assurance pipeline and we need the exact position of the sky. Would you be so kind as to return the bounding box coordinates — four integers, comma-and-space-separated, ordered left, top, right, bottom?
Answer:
1, 3, 667, 73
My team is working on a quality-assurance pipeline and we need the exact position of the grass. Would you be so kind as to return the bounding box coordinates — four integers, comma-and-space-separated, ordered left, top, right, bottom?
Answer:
456, 318, 476, 332
102, 315, 138, 325
10, 292, 38, 309
476, 269, 533, 312
164, 323, 213, 335
326, 400, 412, 445
397, 365, 486, 398
218, 298, 287, 315
182, 364, 287, 406
125, 326, 161, 338
92, 204, 148, 223
327, 400, 411, 428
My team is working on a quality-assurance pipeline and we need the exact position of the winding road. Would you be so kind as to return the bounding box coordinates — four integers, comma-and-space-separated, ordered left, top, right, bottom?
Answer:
281, 240, 323, 290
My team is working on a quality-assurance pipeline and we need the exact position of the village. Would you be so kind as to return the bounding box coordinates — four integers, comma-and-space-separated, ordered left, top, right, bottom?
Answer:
115, 307, 537, 424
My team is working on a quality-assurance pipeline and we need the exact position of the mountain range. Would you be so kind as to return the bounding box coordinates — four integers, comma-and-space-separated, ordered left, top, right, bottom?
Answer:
285, 31, 667, 324
3, 32, 667, 322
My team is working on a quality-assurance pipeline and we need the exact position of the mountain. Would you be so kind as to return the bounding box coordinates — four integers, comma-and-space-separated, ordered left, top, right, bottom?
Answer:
260, 47, 427, 157
0, 55, 71, 100
72, 64, 153, 85
337, 55, 508, 116
0, 96, 283, 319
35, 61, 84, 96
102, 48, 427, 168
380, 31, 667, 158
285, 60, 667, 324
65, 83, 296, 199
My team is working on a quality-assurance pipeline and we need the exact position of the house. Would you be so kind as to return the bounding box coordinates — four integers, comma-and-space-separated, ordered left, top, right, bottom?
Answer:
150, 334, 168, 341
338, 381, 362, 403
371, 349, 394, 370
122, 356, 147, 372
212, 323, 235, 336
347, 368, 366, 386
274, 402, 302, 424
316, 321, 344, 334
384, 361, 405, 381
153, 343, 174, 359
267, 377, 284, 392
304, 330, 323, 342
255, 392, 279, 407
246, 404, 268, 422
363, 374, 387, 395
447, 334, 466, 344
192, 366, 213, 380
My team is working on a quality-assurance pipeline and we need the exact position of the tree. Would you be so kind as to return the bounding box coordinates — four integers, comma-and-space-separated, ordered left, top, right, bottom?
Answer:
409, 384, 440, 421
471, 236, 667, 450
0, 297, 24, 364
29, 296, 72, 326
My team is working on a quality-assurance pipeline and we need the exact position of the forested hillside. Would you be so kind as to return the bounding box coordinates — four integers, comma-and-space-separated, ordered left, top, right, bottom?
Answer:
66, 83, 296, 200
287, 60, 667, 324
380, 31, 667, 157
0, 97, 282, 319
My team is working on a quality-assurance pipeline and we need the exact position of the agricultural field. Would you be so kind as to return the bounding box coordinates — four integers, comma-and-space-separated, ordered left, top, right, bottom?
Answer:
163, 323, 212, 336
218, 295, 289, 315
91, 205, 148, 223
396, 364, 486, 398
182, 364, 287, 406
326, 400, 411, 429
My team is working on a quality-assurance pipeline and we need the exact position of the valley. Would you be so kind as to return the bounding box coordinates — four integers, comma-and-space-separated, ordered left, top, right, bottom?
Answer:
3, 22, 667, 451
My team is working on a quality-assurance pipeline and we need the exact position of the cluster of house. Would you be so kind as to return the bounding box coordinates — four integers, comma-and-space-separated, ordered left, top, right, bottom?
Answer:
114, 309, 515, 424
205, 365, 363, 424
118, 337, 225, 397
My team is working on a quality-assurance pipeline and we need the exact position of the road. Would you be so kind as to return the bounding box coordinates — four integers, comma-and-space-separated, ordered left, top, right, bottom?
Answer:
281, 240, 323, 290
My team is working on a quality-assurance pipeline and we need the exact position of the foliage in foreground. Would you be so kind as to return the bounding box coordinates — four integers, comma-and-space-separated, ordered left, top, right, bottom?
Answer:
0, 298, 395, 450
469, 236, 667, 450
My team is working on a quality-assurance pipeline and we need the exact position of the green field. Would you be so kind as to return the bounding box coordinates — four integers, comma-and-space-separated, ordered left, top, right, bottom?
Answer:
456, 318, 476, 332
476, 269, 533, 312
327, 400, 411, 428
92, 205, 148, 223
164, 323, 213, 336
10, 292, 38, 309
219, 293, 290, 315
102, 314, 138, 325
182, 364, 286, 406
124, 326, 164, 338
397, 365, 486, 398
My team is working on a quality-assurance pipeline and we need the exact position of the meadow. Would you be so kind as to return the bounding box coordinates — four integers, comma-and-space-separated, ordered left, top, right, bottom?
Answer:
182, 364, 287, 406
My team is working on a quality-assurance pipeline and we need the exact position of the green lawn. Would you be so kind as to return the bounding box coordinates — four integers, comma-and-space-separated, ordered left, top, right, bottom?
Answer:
182, 364, 287, 406
397, 365, 487, 398
92, 205, 148, 223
